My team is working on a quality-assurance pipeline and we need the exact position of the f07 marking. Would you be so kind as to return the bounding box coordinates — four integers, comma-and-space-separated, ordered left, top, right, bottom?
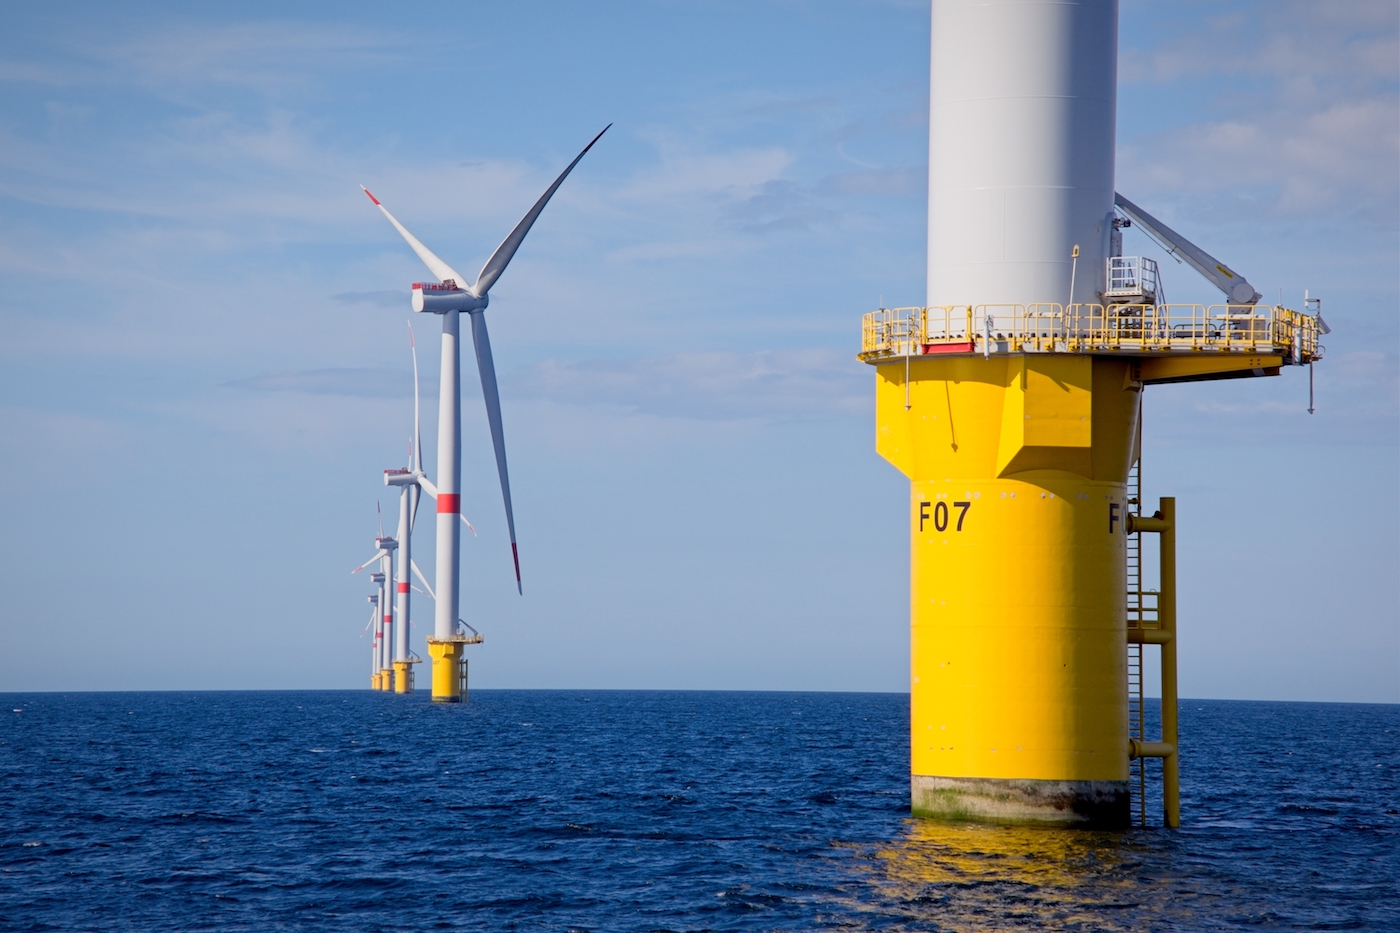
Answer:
919, 500, 971, 532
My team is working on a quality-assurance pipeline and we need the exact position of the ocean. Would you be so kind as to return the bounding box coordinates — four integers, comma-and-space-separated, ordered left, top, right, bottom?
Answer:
2, 690, 1396, 931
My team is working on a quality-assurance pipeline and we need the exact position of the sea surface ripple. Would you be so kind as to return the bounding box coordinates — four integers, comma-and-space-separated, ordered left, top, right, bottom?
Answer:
2, 691, 1396, 931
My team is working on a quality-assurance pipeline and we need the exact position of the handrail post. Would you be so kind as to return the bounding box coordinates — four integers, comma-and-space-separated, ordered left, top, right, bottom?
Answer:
1160, 496, 1180, 828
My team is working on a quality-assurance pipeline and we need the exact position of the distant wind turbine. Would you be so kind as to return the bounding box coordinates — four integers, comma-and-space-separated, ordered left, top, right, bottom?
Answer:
361, 125, 608, 702
353, 511, 398, 690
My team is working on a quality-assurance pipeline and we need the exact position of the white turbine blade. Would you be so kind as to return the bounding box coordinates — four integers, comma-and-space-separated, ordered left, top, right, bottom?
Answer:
377, 501, 384, 538
417, 475, 439, 499
411, 559, 436, 601
469, 312, 521, 594
361, 186, 469, 288
351, 549, 389, 574
409, 482, 421, 533
409, 321, 422, 472
411, 583, 430, 596
460, 513, 477, 536
470, 125, 609, 298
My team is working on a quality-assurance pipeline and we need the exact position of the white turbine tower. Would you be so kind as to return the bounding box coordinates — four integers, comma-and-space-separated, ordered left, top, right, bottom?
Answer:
362, 126, 608, 703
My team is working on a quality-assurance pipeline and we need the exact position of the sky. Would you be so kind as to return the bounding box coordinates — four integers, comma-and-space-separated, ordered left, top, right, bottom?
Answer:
0, 0, 1395, 702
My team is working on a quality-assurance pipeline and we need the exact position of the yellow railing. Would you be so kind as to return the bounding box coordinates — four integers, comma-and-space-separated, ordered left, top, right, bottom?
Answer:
859, 303, 1324, 363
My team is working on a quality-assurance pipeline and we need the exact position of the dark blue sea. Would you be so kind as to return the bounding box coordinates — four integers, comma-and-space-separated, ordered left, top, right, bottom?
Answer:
2, 691, 1396, 931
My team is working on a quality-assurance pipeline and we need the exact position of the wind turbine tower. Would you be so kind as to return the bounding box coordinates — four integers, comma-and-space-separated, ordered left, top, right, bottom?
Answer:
862, 0, 1325, 827
362, 127, 608, 703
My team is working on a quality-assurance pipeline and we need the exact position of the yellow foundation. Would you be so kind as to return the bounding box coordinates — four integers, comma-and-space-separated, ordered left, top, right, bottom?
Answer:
877, 355, 1139, 826
393, 660, 416, 695
427, 637, 469, 703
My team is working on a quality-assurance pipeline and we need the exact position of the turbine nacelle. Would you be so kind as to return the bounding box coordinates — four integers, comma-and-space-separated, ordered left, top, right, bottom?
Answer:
384, 468, 420, 488
411, 282, 488, 314
375, 536, 398, 551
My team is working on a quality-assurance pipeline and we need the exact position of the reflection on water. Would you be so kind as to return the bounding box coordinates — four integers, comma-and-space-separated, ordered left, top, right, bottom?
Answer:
838, 821, 1191, 931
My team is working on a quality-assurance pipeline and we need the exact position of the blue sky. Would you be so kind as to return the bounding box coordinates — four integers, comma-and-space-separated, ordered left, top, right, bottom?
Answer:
1, 1, 1395, 701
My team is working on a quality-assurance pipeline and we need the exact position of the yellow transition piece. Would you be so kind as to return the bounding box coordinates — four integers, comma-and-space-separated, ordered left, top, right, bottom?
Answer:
427, 638, 467, 703
877, 355, 1139, 825
393, 660, 415, 695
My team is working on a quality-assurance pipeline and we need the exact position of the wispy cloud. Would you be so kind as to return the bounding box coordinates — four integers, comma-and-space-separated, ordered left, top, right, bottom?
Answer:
1119, 0, 1399, 222
513, 349, 868, 421
333, 291, 407, 309
225, 368, 416, 399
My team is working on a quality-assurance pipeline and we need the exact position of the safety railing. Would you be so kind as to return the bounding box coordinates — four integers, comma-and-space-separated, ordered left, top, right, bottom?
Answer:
859, 303, 1325, 364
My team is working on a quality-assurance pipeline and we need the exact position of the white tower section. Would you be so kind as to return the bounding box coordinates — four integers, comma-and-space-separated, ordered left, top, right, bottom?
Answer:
927, 0, 1118, 308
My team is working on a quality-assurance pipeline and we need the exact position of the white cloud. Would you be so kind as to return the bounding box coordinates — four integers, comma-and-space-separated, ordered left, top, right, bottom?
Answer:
513, 349, 869, 421
87, 21, 408, 95
224, 367, 416, 398
1118, 0, 1399, 222
618, 140, 795, 203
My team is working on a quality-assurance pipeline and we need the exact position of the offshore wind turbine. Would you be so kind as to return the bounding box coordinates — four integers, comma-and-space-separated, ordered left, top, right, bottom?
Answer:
362, 126, 608, 703
382, 324, 427, 695
365, 592, 380, 688
353, 516, 398, 691
369, 574, 386, 689
373, 568, 391, 689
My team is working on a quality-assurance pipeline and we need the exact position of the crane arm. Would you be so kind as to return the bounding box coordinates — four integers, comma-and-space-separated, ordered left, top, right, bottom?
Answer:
1114, 192, 1262, 305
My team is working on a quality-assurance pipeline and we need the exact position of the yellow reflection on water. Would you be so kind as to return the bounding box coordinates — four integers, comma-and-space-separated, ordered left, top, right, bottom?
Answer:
833, 820, 1190, 931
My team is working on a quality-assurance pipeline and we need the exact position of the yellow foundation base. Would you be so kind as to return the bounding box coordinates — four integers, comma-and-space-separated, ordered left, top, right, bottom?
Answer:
877, 355, 1140, 827
393, 660, 417, 694
427, 638, 470, 703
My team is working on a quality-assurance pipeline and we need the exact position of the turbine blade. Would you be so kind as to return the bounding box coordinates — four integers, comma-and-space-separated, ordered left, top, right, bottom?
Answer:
411, 559, 436, 601
417, 475, 438, 499
468, 312, 522, 594
470, 125, 609, 298
409, 483, 421, 533
460, 513, 477, 536
351, 549, 389, 575
361, 186, 469, 288
377, 501, 384, 538
409, 321, 422, 472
